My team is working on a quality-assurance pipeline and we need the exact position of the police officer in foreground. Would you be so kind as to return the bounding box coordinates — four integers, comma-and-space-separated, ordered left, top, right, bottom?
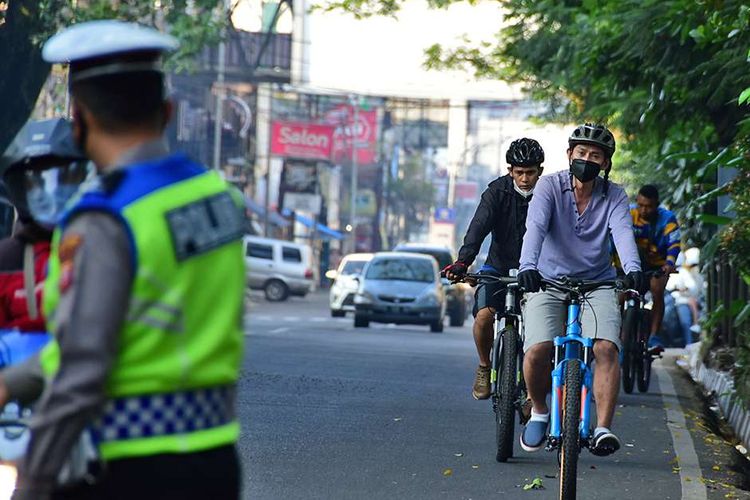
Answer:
12, 20, 245, 499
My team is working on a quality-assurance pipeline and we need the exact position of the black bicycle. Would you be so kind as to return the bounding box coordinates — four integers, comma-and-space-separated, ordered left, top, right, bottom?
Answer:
620, 270, 664, 394
464, 273, 529, 462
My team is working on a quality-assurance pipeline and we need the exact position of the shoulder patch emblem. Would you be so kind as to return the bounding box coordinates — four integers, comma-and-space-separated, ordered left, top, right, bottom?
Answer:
58, 233, 83, 293
59, 234, 83, 264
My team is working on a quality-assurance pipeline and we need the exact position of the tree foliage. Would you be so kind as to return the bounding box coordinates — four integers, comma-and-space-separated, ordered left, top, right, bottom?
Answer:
0, 0, 228, 152
318, 0, 750, 240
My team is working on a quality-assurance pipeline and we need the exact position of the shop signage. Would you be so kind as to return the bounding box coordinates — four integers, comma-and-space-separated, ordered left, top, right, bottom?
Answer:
271, 121, 334, 160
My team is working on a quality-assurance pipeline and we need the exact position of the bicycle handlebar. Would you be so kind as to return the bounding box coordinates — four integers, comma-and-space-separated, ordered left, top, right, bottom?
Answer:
541, 276, 628, 295
445, 271, 630, 294
464, 273, 519, 285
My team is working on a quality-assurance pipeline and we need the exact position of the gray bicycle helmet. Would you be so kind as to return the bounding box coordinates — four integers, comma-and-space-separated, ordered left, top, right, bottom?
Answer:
568, 123, 616, 157
506, 138, 545, 167
1, 119, 88, 225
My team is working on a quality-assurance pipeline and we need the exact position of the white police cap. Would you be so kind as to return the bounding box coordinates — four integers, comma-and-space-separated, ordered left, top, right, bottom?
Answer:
42, 20, 179, 81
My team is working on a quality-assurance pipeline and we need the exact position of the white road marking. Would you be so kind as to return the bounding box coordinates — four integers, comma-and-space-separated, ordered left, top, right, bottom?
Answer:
654, 361, 707, 499
269, 327, 289, 334
246, 315, 350, 324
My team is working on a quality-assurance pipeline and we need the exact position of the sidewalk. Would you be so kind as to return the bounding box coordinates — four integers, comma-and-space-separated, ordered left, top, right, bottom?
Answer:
677, 342, 750, 458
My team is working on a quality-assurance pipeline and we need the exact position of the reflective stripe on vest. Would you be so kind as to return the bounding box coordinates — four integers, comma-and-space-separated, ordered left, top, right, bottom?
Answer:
41, 154, 245, 459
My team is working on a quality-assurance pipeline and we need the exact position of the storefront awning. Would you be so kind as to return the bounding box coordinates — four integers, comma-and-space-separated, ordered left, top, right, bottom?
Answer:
280, 209, 344, 240
244, 197, 290, 228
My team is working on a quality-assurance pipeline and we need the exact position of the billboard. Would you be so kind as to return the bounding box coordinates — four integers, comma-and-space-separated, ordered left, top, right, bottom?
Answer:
454, 181, 480, 205
271, 121, 334, 161
323, 105, 379, 165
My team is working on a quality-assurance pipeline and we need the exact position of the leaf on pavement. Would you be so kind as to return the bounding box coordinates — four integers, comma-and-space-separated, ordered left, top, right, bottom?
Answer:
522, 477, 544, 490
713, 465, 721, 471
442, 468, 452, 477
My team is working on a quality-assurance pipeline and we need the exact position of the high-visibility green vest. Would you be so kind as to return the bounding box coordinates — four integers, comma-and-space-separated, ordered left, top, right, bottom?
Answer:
41, 154, 245, 460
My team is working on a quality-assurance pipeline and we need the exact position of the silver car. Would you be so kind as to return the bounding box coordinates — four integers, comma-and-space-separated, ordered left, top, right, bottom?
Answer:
353, 252, 446, 332
244, 236, 314, 301
326, 253, 373, 317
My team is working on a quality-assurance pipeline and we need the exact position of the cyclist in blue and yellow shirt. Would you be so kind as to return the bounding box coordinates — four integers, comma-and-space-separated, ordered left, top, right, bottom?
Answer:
630, 184, 681, 354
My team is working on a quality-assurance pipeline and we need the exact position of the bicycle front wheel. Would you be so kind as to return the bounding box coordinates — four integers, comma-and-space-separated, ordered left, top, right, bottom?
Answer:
560, 360, 582, 500
495, 325, 519, 462
637, 310, 653, 392
621, 307, 638, 394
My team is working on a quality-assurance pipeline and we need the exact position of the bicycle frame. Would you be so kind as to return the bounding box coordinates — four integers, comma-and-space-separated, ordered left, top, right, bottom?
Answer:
548, 298, 595, 447
490, 284, 523, 395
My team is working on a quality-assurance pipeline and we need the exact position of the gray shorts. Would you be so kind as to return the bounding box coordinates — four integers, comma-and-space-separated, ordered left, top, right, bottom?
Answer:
522, 287, 622, 352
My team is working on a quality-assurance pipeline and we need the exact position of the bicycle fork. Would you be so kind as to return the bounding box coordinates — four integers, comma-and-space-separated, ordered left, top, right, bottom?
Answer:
546, 353, 594, 452
546, 302, 595, 452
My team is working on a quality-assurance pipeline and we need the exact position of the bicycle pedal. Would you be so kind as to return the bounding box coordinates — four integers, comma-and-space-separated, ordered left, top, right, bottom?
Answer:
545, 437, 559, 452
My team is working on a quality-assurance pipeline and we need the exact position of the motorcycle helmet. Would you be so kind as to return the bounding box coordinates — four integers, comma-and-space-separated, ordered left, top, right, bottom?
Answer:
1, 119, 90, 228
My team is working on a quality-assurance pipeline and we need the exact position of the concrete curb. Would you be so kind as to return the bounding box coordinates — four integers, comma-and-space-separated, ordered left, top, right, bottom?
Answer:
676, 342, 750, 451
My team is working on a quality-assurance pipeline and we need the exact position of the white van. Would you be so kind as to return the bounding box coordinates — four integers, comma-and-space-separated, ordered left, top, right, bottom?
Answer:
244, 236, 314, 301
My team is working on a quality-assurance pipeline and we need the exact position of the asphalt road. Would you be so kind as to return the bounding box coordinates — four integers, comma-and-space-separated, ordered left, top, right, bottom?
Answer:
238, 291, 750, 500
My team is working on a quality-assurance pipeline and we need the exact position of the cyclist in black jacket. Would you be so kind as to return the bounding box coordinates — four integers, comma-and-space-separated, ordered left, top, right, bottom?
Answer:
444, 138, 544, 399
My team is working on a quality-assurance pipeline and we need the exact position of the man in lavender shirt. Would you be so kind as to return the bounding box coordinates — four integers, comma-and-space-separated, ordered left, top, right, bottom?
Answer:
515, 123, 644, 457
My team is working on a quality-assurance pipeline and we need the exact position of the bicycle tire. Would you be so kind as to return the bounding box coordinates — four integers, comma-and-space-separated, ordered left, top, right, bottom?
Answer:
560, 360, 582, 500
495, 325, 518, 462
621, 306, 638, 394
637, 310, 653, 393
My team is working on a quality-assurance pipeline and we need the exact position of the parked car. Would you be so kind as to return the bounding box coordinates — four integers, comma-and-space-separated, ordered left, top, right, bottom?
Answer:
244, 235, 313, 301
392, 243, 469, 327
326, 253, 374, 317
353, 252, 446, 332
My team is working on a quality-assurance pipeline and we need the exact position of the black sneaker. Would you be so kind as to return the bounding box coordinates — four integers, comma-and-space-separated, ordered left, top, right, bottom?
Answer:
590, 430, 621, 456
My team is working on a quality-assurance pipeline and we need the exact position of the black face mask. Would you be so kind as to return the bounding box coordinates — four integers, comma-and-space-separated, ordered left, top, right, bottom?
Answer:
570, 159, 601, 183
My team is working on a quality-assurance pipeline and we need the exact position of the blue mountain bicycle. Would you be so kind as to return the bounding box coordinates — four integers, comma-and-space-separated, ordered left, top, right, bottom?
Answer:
540, 276, 628, 500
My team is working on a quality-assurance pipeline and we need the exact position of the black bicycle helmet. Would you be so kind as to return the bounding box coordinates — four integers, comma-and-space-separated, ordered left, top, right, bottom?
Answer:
506, 138, 545, 167
568, 123, 616, 158
1, 119, 88, 224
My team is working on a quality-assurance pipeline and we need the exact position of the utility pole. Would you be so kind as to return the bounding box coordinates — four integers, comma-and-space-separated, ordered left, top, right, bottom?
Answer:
258, 83, 273, 236
349, 94, 359, 254
212, 0, 230, 170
